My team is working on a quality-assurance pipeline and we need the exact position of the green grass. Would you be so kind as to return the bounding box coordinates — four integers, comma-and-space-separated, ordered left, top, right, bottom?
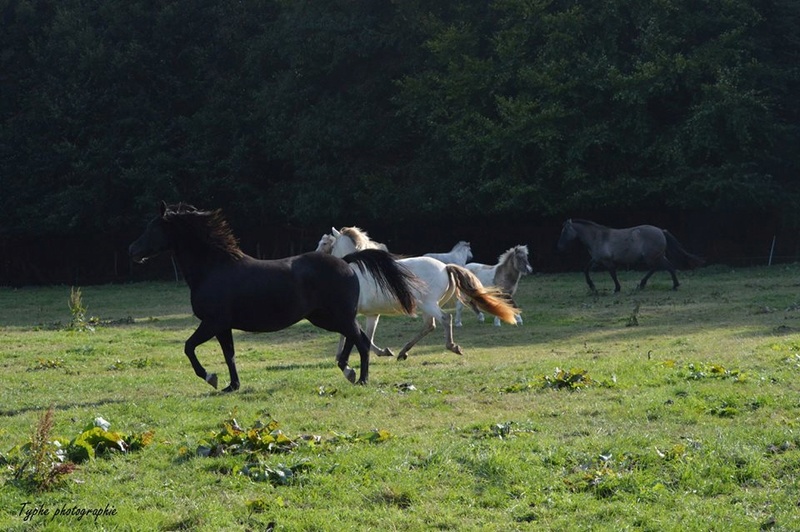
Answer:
1, 265, 800, 531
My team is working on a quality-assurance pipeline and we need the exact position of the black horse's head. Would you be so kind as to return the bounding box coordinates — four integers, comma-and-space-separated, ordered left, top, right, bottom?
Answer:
556, 219, 576, 253
128, 201, 190, 263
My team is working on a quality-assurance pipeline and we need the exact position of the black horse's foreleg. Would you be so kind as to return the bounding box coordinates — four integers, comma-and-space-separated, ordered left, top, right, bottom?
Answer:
216, 329, 240, 392
184, 322, 219, 389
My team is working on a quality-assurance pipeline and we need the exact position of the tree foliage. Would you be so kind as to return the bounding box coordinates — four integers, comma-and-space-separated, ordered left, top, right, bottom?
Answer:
1, 0, 798, 241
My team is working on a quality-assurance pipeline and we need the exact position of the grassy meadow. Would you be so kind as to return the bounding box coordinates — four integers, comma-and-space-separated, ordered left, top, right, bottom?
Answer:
1, 264, 800, 531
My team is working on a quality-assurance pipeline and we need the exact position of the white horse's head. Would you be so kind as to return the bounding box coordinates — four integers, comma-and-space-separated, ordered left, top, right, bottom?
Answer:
456, 241, 473, 262
315, 234, 336, 254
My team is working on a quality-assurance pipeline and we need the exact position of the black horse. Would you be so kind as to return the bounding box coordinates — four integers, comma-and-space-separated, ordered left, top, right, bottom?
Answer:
129, 202, 417, 391
557, 219, 704, 292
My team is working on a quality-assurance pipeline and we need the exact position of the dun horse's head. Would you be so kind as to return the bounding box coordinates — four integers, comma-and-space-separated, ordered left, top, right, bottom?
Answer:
514, 245, 533, 274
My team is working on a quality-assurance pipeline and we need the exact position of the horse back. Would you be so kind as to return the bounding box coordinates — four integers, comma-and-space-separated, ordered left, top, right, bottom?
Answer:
191, 253, 358, 332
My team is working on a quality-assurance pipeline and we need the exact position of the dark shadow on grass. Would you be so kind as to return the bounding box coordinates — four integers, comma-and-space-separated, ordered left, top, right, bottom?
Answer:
0, 389, 222, 418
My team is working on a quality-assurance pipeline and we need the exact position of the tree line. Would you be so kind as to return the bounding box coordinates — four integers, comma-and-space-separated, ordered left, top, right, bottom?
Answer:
1, 0, 799, 273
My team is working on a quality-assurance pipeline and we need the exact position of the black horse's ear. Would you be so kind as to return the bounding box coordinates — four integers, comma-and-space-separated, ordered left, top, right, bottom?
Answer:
159, 201, 168, 217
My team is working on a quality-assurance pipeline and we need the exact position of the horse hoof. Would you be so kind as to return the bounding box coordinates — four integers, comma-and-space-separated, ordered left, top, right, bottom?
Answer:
343, 368, 356, 383
221, 383, 239, 393
448, 345, 463, 356
356, 379, 367, 386
377, 348, 394, 357
206, 373, 218, 389
396, 352, 408, 361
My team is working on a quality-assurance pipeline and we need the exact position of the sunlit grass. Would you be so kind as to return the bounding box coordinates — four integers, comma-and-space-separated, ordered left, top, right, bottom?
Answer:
1, 265, 800, 530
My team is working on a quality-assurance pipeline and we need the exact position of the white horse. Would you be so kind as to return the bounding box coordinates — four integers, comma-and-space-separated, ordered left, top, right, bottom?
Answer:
455, 245, 532, 327
423, 241, 473, 266
317, 227, 518, 360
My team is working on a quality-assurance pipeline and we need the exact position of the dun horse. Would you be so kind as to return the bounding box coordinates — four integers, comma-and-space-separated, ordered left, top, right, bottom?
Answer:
455, 245, 533, 326
129, 202, 417, 390
557, 219, 704, 292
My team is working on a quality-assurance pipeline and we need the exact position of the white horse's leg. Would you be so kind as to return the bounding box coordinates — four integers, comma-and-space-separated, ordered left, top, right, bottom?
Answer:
397, 314, 436, 361
454, 300, 463, 327
365, 315, 394, 357
493, 316, 501, 327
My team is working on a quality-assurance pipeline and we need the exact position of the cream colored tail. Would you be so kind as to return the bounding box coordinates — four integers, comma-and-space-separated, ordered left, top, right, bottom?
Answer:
446, 265, 519, 324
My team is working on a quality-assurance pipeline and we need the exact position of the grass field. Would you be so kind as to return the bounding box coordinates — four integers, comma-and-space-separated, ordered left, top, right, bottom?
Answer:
1, 264, 800, 531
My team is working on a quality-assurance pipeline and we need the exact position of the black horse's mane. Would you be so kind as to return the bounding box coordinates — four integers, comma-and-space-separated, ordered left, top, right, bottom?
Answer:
570, 218, 602, 227
164, 203, 245, 260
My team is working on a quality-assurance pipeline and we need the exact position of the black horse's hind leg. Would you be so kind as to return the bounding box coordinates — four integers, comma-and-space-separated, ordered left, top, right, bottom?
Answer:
337, 336, 357, 383
353, 329, 372, 384
584, 260, 597, 292
184, 321, 220, 389
335, 324, 371, 385
608, 266, 622, 293
216, 329, 240, 392
658, 256, 681, 290
640, 257, 679, 290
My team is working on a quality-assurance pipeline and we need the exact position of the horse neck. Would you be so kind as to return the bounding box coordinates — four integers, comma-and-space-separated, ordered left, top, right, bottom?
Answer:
572, 222, 603, 249
494, 254, 523, 288
332, 237, 358, 258
171, 241, 233, 290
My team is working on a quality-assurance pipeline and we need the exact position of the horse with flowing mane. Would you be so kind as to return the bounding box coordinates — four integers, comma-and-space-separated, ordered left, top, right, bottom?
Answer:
557, 219, 704, 292
316, 226, 519, 360
455, 245, 532, 327
129, 202, 418, 389
423, 241, 472, 266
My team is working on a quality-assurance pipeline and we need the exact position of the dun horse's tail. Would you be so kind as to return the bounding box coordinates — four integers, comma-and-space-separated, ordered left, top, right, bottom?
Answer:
663, 231, 705, 269
446, 265, 519, 324
344, 249, 419, 315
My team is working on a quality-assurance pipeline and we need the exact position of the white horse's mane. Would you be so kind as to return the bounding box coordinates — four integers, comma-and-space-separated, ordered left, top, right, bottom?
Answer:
339, 226, 386, 250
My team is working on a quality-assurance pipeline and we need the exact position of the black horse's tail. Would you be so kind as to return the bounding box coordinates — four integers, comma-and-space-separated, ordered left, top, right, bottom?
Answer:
343, 249, 419, 315
664, 231, 705, 269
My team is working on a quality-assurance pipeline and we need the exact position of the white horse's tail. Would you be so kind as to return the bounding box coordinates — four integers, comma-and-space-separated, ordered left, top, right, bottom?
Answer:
446, 265, 519, 324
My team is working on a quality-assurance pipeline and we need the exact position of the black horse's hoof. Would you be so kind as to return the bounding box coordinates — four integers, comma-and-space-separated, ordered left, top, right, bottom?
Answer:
343, 368, 356, 383
396, 352, 408, 361
206, 373, 218, 389
222, 383, 240, 393
356, 379, 367, 386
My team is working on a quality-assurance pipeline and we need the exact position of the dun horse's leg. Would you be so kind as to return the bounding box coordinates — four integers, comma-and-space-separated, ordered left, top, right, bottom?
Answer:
584, 260, 597, 292
184, 322, 219, 389
216, 329, 239, 392
397, 315, 436, 361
